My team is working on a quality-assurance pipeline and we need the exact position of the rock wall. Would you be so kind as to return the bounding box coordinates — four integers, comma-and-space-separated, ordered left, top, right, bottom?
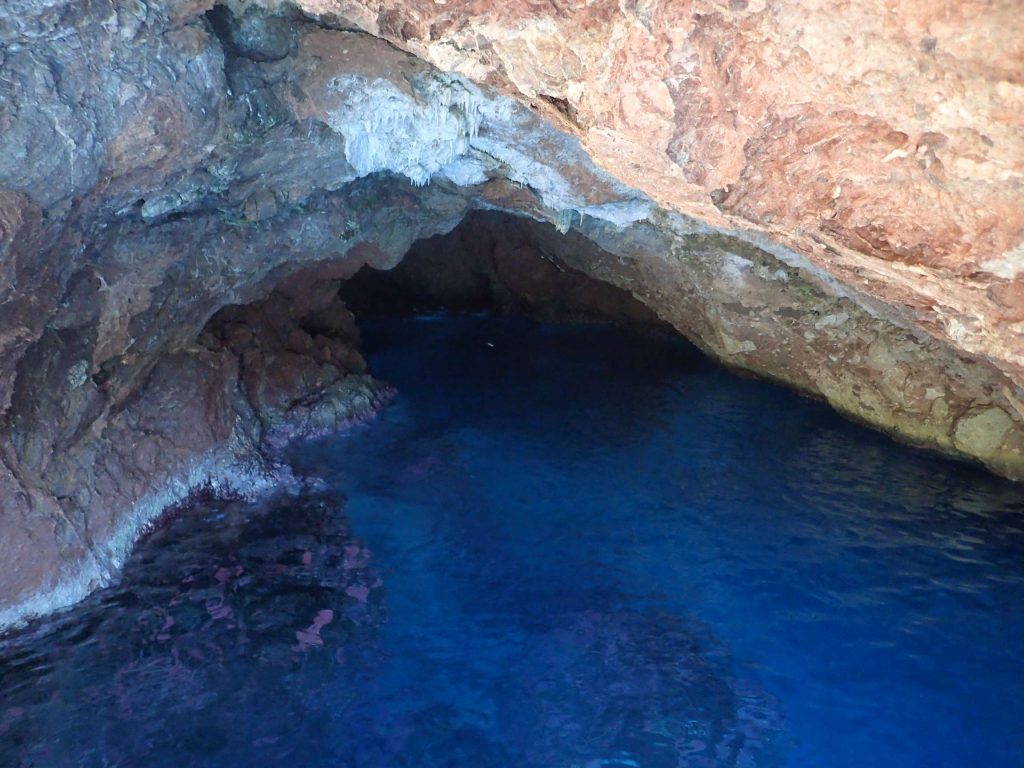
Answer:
286, 0, 1024, 383
0, 0, 1021, 629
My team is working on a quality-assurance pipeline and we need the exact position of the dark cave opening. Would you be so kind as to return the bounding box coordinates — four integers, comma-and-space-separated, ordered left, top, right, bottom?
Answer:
194, 208, 673, 458
337, 209, 668, 328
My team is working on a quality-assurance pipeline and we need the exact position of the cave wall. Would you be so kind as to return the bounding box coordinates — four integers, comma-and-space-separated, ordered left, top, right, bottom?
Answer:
282, 0, 1024, 388
0, 1, 1022, 629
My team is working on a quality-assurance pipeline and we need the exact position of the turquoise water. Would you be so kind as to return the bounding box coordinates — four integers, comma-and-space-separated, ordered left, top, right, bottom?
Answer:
3, 315, 1024, 767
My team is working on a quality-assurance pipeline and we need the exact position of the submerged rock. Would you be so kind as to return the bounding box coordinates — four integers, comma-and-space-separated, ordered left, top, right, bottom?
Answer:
0, 494, 386, 767
500, 608, 785, 767
0, 487, 785, 767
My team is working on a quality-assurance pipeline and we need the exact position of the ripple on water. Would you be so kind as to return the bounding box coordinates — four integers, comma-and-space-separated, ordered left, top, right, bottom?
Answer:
3, 315, 1024, 768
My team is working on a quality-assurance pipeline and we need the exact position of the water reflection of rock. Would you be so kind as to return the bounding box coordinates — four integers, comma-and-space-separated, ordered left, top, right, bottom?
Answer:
0, 494, 385, 768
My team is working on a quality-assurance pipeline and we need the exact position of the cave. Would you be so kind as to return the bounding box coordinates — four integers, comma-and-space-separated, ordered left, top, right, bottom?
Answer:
1, 3, 1022, 633
2, 0, 1024, 765
337, 210, 667, 326
190, 207, 673, 461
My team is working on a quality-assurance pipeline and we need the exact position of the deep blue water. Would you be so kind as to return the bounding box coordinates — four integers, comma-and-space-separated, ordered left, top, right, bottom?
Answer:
3, 315, 1024, 768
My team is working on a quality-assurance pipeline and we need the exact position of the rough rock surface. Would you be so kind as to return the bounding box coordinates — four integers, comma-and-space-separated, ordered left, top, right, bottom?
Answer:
284, 0, 1024, 380
0, 0, 1022, 629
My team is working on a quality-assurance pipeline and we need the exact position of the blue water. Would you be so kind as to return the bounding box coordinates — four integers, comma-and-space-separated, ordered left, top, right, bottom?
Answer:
3, 315, 1024, 767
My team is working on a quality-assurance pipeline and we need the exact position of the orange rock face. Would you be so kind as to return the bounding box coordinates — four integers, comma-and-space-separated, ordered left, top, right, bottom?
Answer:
284, 0, 1024, 383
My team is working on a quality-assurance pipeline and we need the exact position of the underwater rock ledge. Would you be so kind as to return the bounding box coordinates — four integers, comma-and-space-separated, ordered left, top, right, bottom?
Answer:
1, 0, 1023, 629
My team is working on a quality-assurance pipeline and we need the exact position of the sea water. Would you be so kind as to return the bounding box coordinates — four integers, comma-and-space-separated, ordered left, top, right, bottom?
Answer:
3, 315, 1023, 768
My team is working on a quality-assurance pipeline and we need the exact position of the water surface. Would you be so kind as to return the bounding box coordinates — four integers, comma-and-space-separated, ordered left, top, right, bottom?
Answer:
3, 315, 1024, 768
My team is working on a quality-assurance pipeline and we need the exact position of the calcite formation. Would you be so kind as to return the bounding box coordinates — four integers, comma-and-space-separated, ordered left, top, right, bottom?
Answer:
0, 0, 1021, 630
